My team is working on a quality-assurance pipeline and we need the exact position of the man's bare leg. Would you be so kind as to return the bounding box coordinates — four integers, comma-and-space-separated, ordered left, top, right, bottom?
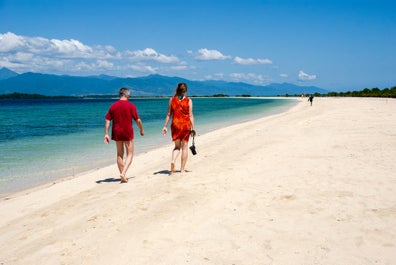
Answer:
121, 140, 134, 177
116, 141, 125, 175
116, 140, 134, 182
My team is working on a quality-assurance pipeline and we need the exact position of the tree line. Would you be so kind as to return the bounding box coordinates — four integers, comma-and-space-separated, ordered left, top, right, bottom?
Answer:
0, 92, 75, 99
2, 85, 396, 99
302, 86, 396, 98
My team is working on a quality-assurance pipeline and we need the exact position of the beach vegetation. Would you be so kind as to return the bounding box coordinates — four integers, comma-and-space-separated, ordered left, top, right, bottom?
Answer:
212, 94, 230, 97
0, 92, 76, 99
288, 86, 396, 98
324, 86, 396, 98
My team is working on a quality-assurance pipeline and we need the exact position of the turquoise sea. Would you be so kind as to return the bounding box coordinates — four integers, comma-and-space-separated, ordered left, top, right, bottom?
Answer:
0, 97, 296, 195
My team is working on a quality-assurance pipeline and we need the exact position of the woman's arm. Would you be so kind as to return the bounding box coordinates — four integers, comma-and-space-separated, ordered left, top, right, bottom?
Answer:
162, 98, 172, 135
189, 98, 195, 134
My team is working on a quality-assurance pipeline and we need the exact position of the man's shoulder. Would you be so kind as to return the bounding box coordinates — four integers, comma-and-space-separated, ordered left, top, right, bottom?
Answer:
115, 99, 135, 105
110, 100, 134, 108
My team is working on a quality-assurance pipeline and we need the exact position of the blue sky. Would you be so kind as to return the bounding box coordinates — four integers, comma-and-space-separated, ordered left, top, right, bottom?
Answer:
0, 0, 395, 91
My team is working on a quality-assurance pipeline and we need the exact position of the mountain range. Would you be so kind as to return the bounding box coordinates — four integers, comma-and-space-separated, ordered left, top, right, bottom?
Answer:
0, 67, 328, 96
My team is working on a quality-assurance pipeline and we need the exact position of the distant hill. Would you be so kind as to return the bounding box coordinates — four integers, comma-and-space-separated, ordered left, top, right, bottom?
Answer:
0, 67, 19, 80
0, 67, 328, 96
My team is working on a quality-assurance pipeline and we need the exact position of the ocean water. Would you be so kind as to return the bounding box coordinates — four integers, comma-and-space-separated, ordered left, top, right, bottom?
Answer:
0, 97, 296, 195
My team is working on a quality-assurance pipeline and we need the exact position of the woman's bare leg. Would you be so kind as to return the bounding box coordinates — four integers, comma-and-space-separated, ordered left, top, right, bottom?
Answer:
180, 140, 189, 172
171, 139, 181, 172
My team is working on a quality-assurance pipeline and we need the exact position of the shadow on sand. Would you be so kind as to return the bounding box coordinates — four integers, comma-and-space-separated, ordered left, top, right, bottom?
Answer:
96, 177, 120, 184
153, 170, 172, 175
96, 176, 135, 184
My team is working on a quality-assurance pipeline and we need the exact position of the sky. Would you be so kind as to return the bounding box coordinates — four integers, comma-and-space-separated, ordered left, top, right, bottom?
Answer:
0, 0, 395, 91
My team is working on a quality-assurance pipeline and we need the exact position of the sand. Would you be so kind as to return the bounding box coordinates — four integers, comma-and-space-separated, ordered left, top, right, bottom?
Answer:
1, 97, 395, 265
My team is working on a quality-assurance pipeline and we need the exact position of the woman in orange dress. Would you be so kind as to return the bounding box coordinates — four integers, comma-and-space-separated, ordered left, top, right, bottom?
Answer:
162, 82, 195, 173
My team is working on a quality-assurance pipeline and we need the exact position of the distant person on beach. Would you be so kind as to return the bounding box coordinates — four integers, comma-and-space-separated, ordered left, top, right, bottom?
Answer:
162, 82, 195, 173
308, 94, 314, 106
104, 87, 144, 183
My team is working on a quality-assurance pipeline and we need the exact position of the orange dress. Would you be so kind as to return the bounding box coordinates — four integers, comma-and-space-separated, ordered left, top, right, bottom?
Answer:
170, 96, 191, 141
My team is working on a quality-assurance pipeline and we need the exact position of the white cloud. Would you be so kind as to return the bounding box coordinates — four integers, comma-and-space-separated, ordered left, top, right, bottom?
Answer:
0, 32, 24, 52
96, 60, 114, 69
73, 60, 116, 72
298, 70, 317, 81
234, 56, 272, 65
214, 73, 225, 79
0, 32, 185, 75
125, 48, 179, 63
0, 32, 115, 60
280, 73, 288, 78
204, 73, 225, 80
229, 72, 270, 85
0, 32, 294, 86
170, 65, 188, 70
74, 61, 94, 71
128, 64, 157, 73
13, 52, 34, 61
195, 48, 231, 60
50, 38, 93, 56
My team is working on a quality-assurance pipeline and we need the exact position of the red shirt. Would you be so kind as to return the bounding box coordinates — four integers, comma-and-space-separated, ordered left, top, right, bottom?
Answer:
105, 100, 140, 141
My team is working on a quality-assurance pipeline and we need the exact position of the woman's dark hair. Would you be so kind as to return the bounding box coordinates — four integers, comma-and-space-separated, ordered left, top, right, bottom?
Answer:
174, 82, 188, 96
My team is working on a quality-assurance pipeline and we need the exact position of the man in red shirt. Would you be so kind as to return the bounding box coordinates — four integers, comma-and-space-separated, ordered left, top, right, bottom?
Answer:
104, 88, 144, 183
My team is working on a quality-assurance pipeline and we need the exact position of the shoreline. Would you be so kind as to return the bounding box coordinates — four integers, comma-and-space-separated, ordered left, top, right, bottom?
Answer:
0, 97, 298, 197
1, 97, 395, 264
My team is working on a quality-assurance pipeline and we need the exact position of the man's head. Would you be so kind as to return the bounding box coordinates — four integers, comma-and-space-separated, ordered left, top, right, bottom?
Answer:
119, 87, 130, 98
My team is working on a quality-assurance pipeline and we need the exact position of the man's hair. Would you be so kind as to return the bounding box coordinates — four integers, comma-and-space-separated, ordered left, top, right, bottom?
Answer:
119, 87, 130, 97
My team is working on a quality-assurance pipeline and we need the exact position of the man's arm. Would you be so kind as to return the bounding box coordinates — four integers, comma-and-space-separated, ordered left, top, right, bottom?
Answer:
104, 119, 111, 144
136, 118, 144, 136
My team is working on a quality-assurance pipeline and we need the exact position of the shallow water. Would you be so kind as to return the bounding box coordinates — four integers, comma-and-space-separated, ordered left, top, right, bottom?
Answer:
0, 97, 296, 194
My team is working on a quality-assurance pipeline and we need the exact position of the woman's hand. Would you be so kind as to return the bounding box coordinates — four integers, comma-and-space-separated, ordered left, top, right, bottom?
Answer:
162, 127, 167, 135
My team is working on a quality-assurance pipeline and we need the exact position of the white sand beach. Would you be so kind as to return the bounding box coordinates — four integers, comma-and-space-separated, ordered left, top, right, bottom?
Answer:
1, 97, 395, 265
